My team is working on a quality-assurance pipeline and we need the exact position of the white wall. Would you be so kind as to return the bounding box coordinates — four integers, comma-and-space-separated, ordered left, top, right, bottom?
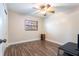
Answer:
8, 6, 79, 45
44, 9, 79, 45
8, 11, 43, 45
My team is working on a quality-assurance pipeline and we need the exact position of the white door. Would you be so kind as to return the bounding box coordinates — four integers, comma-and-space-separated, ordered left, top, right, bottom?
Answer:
0, 3, 8, 56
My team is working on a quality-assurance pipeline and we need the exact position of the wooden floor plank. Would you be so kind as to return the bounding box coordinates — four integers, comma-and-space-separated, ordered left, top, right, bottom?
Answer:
4, 40, 60, 56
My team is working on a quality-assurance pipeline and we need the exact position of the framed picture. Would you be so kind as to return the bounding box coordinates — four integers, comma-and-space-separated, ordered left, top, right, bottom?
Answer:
24, 20, 38, 31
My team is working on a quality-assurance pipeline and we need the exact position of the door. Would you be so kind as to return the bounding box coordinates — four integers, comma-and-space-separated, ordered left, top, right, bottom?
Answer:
0, 3, 7, 56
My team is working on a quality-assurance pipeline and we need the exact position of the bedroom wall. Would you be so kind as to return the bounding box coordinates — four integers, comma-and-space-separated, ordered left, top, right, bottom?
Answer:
8, 11, 43, 45
44, 8, 79, 45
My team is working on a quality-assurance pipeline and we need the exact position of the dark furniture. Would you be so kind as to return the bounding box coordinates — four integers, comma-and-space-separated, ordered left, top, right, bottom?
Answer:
40, 34, 45, 40
58, 42, 79, 56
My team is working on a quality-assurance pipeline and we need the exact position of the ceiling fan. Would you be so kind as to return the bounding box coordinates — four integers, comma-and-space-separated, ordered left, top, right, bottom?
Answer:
33, 4, 55, 16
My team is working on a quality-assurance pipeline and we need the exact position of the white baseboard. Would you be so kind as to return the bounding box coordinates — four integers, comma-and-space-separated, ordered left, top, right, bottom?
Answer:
46, 39, 64, 45
7, 39, 40, 47
7, 38, 64, 47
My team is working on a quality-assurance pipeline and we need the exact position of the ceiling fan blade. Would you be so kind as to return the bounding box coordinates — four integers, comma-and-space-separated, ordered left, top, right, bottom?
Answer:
31, 10, 40, 14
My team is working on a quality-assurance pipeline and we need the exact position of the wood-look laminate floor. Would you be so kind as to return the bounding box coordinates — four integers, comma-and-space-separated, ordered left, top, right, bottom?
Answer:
4, 40, 60, 56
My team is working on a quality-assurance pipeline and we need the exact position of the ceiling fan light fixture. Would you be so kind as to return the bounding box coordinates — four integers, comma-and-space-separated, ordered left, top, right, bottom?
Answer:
33, 3, 55, 16
47, 7, 55, 13
46, 4, 51, 8
40, 5, 45, 9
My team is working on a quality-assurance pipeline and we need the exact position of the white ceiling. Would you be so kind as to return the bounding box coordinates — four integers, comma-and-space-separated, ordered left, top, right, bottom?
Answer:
7, 3, 79, 16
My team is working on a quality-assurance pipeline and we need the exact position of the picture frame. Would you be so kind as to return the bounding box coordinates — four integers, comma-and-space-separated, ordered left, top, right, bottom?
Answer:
24, 19, 38, 31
